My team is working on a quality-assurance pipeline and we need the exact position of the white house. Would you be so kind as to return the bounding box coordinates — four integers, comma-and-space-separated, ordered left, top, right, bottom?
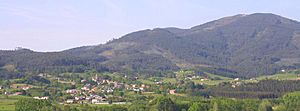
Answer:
133, 88, 141, 92
33, 96, 49, 100
21, 86, 32, 90
66, 89, 79, 94
106, 88, 114, 93
92, 99, 100, 104
66, 99, 74, 104
75, 96, 85, 100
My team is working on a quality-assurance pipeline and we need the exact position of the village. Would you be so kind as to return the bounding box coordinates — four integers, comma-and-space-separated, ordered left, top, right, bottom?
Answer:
62, 74, 149, 104
0, 74, 247, 104
0, 73, 153, 105
1, 69, 300, 106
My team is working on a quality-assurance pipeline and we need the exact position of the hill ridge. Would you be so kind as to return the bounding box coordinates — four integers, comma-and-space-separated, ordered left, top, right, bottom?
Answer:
1, 13, 300, 78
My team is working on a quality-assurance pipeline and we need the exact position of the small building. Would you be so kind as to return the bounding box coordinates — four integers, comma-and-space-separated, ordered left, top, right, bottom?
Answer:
200, 78, 208, 81
75, 96, 85, 101
81, 84, 92, 91
66, 89, 79, 94
92, 99, 100, 104
13, 92, 23, 95
114, 82, 124, 89
81, 79, 87, 83
86, 96, 92, 100
297, 74, 300, 80
141, 84, 146, 88
106, 88, 114, 93
90, 87, 98, 92
66, 99, 75, 104
10, 84, 19, 89
133, 88, 140, 92
155, 81, 163, 85
231, 85, 236, 88
33, 96, 49, 100
169, 89, 176, 94
131, 84, 137, 88
21, 86, 32, 90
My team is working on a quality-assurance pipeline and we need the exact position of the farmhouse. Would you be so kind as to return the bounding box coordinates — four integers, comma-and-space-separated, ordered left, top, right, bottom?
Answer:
33, 96, 49, 100
66, 99, 75, 104
66, 89, 80, 94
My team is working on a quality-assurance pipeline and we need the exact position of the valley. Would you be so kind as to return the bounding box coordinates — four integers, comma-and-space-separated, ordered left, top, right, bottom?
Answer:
1, 13, 300, 111
1, 68, 300, 111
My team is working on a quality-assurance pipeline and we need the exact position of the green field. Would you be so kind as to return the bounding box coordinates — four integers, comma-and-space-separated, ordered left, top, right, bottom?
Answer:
256, 73, 298, 80
134, 71, 299, 86
0, 99, 16, 111
192, 79, 231, 85
138, 79, 155, 84
0, 95, 30, 111
162, 78, 177, 84
205, 72, 232, 80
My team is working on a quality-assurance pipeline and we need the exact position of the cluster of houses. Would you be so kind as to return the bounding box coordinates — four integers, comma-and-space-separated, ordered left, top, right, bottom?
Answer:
65, 94, 107, 104
10, 84, 32, 90
63, 75, 149, 104
1, 84, 33, 96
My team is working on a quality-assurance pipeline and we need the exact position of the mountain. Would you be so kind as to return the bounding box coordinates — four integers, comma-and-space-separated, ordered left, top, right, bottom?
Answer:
1, 13, 300, 78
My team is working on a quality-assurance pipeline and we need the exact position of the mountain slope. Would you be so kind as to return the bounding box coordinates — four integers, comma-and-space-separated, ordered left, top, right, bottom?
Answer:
1, 13, 300, 78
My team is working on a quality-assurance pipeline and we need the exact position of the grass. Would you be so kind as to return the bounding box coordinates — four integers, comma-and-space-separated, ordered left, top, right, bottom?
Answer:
162, 78, 177, 84
137, 72, 234, 85
190, 72, 233, 85
138, 77, 177, 85
0, 95, 30, 111
256, 73, 298, 80
192, 79, 231, 85
138, 79, 155, 84
205, 72, 232, 80
0, 99, 17, 111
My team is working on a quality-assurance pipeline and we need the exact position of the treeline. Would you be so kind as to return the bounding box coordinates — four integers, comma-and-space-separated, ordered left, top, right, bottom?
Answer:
15, 92, 300, 111
0, 48, 179, 77
201, 80, 300, 99
0, 49, 108, 74
0, 69, 24, 80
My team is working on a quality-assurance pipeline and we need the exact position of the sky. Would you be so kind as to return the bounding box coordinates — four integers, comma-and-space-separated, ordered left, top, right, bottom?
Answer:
1, 0, 300, 52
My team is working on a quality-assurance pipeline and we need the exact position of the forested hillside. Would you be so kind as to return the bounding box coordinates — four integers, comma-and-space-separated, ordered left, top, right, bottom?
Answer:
1, 13, 300, 78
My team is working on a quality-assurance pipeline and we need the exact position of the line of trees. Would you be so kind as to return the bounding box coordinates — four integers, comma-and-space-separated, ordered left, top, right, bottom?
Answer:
15, 92, 300, 111
200, 80, 300, 99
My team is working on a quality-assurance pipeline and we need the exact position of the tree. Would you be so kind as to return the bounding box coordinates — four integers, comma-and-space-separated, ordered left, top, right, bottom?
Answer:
42, 91, 50, 97
108, 100, 113, 104
243, 99, 260, 111
189, 102, 209, 111
3, 80, 11, 88
128, 101, 148, 111
154, 97, 177, 111
211, 102, 218, 111
282, 92, 300, 111
119, 91, 125, 97
15, 98, 52, 111
258, 100, 273, 111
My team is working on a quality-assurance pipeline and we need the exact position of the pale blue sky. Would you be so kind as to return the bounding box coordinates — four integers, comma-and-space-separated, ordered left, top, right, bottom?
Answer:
1, 0, 300, 52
